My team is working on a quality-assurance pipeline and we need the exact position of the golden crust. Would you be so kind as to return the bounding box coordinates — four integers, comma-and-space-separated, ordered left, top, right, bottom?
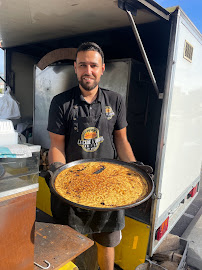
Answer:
54, 162, 149, 208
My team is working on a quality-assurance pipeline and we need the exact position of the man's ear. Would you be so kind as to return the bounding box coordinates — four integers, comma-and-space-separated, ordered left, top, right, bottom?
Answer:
102, 63, 105, 75
74, 61, 77, 73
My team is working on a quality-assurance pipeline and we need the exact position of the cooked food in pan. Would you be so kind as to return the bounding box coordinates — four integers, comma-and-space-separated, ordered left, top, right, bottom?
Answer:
54, 161, 148, 208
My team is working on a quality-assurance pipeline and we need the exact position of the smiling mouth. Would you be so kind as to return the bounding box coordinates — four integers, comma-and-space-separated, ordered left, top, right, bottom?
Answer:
82, 76, 95, 82
83, 79, 93, 84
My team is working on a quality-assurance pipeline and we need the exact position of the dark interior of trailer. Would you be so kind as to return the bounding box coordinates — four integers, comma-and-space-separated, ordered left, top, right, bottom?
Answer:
5, 19, 171, 223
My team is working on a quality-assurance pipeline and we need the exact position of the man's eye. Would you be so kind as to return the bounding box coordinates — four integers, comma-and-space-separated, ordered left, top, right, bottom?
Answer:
91, 65, 97, 68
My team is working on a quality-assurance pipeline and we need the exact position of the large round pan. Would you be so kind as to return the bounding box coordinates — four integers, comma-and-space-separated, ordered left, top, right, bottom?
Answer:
50, 158, 154, 211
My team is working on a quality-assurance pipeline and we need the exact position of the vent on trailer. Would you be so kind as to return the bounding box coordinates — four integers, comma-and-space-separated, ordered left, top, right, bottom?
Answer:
183, 40, 194, 62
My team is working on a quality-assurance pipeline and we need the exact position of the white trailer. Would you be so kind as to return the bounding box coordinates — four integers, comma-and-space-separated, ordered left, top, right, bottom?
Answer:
0, 1, 201, 268
148, 6, 202, 254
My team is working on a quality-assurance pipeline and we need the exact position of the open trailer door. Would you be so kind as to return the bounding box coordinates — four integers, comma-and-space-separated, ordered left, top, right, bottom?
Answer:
0, 0, 169, 49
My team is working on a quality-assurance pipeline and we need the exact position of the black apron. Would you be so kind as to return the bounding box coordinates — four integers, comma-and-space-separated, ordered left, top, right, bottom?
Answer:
51, 90, 125, 234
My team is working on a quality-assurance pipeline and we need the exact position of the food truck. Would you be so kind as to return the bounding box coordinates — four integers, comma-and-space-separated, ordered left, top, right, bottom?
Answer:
0, 0, 201, 269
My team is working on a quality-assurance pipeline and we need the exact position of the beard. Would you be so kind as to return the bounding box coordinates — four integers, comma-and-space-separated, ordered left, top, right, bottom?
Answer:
78, 76, 99, 91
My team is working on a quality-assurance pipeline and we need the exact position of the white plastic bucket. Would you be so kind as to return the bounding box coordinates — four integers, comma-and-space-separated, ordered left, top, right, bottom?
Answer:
0, 119, 18, 146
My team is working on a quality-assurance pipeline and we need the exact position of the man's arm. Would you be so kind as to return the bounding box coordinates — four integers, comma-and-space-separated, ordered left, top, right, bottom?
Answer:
48, 132, 66, 164
114, 127, 136, 162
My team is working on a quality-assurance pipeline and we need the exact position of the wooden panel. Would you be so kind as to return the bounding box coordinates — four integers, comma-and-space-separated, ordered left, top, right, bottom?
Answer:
0, 187, 38, 202
37, 48, 77, 70
0, 192, 37, 270
34, 221, 94, 270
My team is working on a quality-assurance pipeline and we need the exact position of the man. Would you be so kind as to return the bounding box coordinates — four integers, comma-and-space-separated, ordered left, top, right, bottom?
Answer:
47, 42, 136, 270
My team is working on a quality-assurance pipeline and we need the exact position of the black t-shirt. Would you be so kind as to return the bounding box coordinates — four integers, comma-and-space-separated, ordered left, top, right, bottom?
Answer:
47, 86, 127, 233
47, 86, 127, 136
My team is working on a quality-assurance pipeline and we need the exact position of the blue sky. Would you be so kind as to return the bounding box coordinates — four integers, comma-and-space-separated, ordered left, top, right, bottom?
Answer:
155, 0, 202, 33
0, 0, 202, 74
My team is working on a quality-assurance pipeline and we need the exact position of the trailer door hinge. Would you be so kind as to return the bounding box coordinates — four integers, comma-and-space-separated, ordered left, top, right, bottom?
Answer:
153, 192, 162, 200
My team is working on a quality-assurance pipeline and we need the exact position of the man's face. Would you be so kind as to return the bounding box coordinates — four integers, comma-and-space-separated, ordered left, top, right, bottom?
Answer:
74, 50, 105, 91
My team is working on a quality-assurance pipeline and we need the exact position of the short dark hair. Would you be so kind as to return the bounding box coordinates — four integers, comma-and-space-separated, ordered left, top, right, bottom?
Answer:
76, 42, 104, 63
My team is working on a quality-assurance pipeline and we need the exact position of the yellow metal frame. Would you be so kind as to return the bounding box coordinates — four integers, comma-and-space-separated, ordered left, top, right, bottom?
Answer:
115, 217, 150, 270
36, 176, 52, 216
37, 176, 150, 270
56, 261, 78, 270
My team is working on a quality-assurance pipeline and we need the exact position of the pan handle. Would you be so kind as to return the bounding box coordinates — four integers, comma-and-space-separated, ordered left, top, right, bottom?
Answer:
44, 162, 65, 186
130, 161, 153, 175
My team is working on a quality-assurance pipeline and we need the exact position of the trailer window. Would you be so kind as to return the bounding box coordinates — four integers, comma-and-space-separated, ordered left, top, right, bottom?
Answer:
0, 48, 5, 94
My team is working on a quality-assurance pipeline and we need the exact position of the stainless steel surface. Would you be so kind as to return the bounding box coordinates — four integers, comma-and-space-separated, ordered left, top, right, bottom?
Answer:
33, 60, 130, 149
126, 10, 160, 96
50, 158, 154, 211
33, 64, 77, 149
99, 60, 130, 103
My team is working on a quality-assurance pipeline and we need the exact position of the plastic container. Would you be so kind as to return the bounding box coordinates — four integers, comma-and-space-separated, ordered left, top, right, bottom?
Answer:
0, 119, 18, 146
0, 144, 41, 184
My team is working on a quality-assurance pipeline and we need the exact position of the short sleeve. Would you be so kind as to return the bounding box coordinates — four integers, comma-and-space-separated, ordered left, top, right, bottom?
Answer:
114, 95, 128, 130
47, 97, 66, 135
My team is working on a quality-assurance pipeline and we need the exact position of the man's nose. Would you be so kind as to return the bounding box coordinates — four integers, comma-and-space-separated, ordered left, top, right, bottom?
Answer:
85, 65, 92, 74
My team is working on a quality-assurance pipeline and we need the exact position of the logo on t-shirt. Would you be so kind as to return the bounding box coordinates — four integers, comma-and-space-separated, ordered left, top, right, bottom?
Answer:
105, 106, 115, 120
77, 127, 104, 152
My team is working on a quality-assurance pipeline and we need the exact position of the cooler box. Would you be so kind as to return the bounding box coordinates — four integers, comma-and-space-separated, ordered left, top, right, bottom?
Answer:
0, 144, 41, 191
0, 143, 41, 270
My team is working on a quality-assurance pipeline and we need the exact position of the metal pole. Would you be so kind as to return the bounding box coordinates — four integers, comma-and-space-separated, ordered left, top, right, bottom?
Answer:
126, 10, 160, 96
0, 75, 7, 85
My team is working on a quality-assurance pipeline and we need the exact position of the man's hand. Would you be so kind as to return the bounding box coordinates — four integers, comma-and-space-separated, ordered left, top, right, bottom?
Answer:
130, 161, 153, 174
46, 132, 66, 187
44, 162, 65, 187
